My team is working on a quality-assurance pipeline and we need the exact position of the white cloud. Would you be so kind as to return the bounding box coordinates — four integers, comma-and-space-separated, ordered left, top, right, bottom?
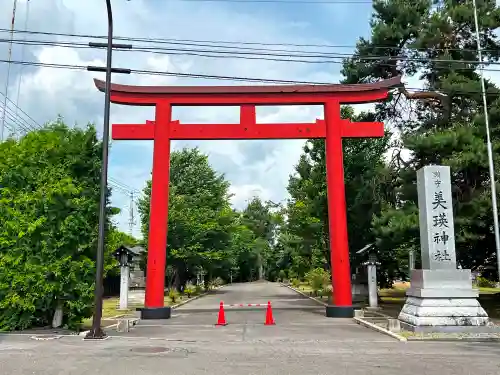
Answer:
7, 0, 485, 240
1, 0, 344, 238
229, 184, 273, 209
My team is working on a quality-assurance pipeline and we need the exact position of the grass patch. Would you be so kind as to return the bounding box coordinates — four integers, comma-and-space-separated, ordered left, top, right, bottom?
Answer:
296, 281, 500, 322
379, 288, 406, 299
290, 282, 330, 302
478, 287, 500, 294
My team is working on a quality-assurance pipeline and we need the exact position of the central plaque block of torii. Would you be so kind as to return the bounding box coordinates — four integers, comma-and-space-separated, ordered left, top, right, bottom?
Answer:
94, 76, 402, 320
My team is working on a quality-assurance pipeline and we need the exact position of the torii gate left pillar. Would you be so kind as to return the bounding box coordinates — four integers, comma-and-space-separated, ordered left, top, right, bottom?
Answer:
95, 76, 401, 320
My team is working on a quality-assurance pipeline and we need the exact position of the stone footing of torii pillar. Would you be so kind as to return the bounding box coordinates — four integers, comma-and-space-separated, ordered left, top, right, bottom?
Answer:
398, 165, 495, 333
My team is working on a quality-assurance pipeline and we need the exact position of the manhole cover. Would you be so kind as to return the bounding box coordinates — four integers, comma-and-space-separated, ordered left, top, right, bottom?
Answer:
130, 346, 193, 357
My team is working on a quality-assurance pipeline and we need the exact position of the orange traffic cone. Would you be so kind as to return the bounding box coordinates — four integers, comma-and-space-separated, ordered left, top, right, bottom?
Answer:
265, 300, 275, 325
216, 301, 227, 326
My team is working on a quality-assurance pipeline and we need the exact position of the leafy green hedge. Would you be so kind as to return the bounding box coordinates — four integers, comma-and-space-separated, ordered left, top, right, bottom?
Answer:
0, 123, 116, 331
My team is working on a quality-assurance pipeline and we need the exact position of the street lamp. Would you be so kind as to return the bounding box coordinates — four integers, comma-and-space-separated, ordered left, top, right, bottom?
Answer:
472, 0, 500, 282
85, 0, 131, 340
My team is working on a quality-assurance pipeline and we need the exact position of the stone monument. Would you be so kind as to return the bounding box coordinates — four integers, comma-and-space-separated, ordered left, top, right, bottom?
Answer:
398, 165, 490, 332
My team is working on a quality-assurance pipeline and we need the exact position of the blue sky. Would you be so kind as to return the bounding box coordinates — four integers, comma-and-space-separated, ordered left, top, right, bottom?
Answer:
0, 0, 384, 238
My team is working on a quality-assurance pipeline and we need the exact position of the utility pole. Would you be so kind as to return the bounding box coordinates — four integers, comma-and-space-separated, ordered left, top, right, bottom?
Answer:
128, 191, 135, 236
16, 0, 30, 114
85, 0, 132, 340
472, 0, 500, 281
1, 0, 17, 141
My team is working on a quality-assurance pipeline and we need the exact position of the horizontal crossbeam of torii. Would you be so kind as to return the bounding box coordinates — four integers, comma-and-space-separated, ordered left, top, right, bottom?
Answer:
95, 76, 402, 320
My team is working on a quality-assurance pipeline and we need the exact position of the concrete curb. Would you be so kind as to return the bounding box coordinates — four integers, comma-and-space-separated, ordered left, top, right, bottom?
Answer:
30, 335, 63, 341
280, 283, 328, 307
353, 317, 407, 342
108, 314, 127, 319
405, 336, 500, 342
25, 285, 230, 338
81, 284, 228, 336
0, 332, 81, 338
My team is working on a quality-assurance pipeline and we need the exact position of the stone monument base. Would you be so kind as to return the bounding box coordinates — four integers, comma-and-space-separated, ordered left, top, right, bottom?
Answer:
398, 269, 491, 332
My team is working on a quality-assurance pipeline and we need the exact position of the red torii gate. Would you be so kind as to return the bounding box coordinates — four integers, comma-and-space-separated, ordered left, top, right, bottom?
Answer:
95, 76, 401, 319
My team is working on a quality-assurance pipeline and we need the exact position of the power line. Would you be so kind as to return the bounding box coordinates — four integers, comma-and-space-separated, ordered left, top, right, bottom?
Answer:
109, 177, 141, 194
0, 99, 141, 208
0, 102, 31, 134
1, 37, 496, 67
0, 38, 351, 64
1, 36, 498, 80
1, 28, 496, 54
0, 93, 142, 229
0, 58, 342, 83
0, 91, 40, 133
0, 58, 499, 96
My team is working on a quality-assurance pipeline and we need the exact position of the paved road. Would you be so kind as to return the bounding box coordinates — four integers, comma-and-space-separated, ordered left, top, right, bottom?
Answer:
178, 280, 321, 310
126, 281, 381, 341
1, 329, 500, 375
2, 282, 500, 374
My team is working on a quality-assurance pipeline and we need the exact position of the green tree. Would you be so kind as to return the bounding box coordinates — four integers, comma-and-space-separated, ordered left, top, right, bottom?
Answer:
138, 148, 235, 290
240, 197, 282, 280
229, 222, 259, 282
0, 119, 117, 330
343, 0, 500, 280
284, 106, 391, 278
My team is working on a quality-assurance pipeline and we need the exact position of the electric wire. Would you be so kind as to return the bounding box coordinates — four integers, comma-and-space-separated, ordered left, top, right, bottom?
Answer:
1, 28, 497, 54
0, 35, 498, 66
0, 95, 140, 195
0, 58, 498, 96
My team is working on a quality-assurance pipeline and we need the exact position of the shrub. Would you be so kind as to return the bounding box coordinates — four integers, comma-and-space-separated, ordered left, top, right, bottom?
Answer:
278, 270, 286, 282
291, 278, 300, 288
320, 285, 332, 297
184, 282, 195, 298
305, 268, 331, 294
212, 277, 224, 287
194, 284, 204, 295
168, 289, 179, 303
475, 276, 496, 288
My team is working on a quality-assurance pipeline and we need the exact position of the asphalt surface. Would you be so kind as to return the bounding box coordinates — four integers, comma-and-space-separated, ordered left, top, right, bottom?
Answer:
177, 280, 321, 310
1, 282, 500, 374
124, 281, 382, 341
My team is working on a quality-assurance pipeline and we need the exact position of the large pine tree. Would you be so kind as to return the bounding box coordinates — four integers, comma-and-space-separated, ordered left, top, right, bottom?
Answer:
343, 0, 500, 278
